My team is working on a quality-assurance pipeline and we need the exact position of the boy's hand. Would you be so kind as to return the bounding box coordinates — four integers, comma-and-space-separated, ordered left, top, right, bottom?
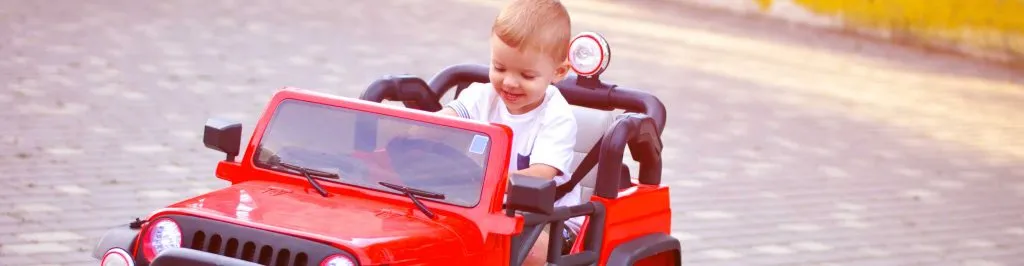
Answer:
437, 107, 459, 117
406, 124, 447, 140
403, 107, 460, 140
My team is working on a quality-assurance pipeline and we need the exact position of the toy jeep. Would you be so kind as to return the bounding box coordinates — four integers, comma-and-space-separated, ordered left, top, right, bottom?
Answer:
92, 32, 678, 266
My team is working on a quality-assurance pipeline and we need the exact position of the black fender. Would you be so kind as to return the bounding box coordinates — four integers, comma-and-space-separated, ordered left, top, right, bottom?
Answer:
91, 224, 141, 259
150, 248, 263, 266
605, 233, 681, 266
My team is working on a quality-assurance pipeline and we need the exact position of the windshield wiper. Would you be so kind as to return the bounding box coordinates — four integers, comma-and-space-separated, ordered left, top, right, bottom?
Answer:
378, 182, 446, 219
278, 161, 337, 197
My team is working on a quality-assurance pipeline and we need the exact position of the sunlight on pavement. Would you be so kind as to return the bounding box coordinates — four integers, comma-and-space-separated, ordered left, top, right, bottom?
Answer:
458, 0, 1024, 163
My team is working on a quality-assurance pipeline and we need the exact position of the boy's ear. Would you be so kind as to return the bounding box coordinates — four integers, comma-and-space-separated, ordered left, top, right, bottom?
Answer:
553, 60, 571, 83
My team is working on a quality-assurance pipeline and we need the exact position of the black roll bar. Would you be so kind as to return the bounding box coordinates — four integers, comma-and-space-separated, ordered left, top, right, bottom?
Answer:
593, 113, 663, 199
426, 64, 490, 99
425, 63, 667, 134
359, 74, 443, 112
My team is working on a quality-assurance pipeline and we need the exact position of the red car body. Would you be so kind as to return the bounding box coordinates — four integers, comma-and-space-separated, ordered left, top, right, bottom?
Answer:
92, 62, 679, 266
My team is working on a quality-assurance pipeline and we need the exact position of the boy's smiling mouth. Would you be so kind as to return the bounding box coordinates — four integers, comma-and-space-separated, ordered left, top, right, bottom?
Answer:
499, 89, 524, 103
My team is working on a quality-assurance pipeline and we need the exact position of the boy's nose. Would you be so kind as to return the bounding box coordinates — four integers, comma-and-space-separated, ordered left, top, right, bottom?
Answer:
502, 78, 519, 90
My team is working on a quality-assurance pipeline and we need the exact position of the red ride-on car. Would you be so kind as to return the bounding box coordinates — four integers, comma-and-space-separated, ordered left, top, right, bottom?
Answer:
91, 32, 678, 266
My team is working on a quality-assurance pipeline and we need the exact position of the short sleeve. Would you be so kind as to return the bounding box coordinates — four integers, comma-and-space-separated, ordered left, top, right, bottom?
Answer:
529, 107, 578, 178
444, 83, 490, 120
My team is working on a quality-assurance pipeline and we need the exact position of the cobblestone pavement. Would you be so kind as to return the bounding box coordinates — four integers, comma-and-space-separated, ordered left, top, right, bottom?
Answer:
2, 0, 1023, 265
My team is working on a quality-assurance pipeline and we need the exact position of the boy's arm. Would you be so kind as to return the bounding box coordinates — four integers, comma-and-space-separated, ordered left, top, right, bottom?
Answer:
411, 84, 487, 138
438, 84, 488, 119
512, 164, 561, 180
407, 107, 459, 139
407, 107, 457, 139
437, 107, 459, 117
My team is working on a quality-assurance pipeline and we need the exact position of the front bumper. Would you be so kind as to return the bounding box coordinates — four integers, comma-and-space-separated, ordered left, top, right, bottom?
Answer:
149, 248, 262, 266
93, 214, 358, 266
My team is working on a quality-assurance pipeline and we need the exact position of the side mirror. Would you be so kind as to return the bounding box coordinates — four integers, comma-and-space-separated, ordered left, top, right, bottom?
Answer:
506, 174, 555, 215
203, 118, 242, 162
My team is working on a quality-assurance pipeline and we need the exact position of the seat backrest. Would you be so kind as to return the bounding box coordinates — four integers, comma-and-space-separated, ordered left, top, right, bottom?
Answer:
568, 106, 617, 202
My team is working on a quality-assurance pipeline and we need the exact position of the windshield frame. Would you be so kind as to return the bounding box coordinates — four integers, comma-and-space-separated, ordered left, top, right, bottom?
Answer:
239, 89, 513, 210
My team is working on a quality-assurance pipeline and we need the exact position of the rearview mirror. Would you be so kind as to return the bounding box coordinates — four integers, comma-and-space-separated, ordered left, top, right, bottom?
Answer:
203, 118, 242, 162
506, 174, 555, 215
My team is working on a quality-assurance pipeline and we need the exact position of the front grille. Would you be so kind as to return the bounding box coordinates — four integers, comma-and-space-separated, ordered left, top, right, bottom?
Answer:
157, 214, 349, 266
190, 230, 311, 266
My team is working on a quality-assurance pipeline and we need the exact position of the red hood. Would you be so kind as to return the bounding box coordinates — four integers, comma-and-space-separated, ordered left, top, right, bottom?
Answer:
165, 180, 474, 264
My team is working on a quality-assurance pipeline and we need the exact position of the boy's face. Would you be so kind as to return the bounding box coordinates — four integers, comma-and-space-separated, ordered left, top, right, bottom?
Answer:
489, 34, 570, 115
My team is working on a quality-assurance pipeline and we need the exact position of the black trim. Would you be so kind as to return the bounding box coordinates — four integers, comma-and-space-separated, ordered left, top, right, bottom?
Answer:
506, 174, 556, 216
204, 118, 243, 162
91, 224, 140, 259
554, 139, 601, 200
150, 248, 264, 266
605, 233, 681, 266
509, 201, 606, 266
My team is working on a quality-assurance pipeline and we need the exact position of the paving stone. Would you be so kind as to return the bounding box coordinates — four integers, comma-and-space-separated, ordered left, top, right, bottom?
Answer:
54, 185, 91, 195
0, 255, 39, 265
1, 243, 75, 255
12, 203, 62, 213
17, 231, 85, 242
32, 250, 94, 265
0, 214, 18, 225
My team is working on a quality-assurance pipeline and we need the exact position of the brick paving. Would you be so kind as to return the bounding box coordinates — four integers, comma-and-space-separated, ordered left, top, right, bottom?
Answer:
2, 0, 1023, 265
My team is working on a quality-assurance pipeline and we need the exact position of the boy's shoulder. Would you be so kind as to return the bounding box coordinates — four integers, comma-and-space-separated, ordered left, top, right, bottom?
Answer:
539, 85, 575, 120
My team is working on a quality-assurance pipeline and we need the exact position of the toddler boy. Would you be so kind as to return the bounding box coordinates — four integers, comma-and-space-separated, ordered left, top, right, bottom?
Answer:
437, 0, 581, 264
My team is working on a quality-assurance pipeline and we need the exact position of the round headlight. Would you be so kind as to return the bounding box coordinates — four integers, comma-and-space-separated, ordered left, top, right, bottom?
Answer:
321, 254, 357, 266
568, 31, 611, 77
101, 248, 134, 266
143, 218, 182, 260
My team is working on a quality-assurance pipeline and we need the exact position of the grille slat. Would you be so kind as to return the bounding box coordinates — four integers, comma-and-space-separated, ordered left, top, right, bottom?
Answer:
276, 249, 292, 266
225, 238, 240, 258
242, 241, 257, 261
258, 245, 273, 265
209, 234, 223, 254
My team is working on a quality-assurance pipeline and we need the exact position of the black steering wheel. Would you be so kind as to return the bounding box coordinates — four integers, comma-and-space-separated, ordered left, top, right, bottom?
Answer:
384, 136, 484, 187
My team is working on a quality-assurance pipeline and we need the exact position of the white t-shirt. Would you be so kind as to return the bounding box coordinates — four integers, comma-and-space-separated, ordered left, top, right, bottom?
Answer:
446, 83, 583, 225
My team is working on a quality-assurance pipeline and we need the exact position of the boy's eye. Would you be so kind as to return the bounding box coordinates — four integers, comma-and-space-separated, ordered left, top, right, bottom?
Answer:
494, 66, 506, 72
521, 74, 535, 80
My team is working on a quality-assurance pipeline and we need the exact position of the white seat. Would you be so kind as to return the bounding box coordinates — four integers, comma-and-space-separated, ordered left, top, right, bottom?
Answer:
568, 106, 618, 202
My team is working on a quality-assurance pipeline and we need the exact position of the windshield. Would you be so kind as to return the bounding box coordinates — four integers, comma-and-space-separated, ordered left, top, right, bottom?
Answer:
253, 99, 491, 207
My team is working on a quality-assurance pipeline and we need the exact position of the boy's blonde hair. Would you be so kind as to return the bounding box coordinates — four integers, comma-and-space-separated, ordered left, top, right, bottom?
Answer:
492, 0, 572, 64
